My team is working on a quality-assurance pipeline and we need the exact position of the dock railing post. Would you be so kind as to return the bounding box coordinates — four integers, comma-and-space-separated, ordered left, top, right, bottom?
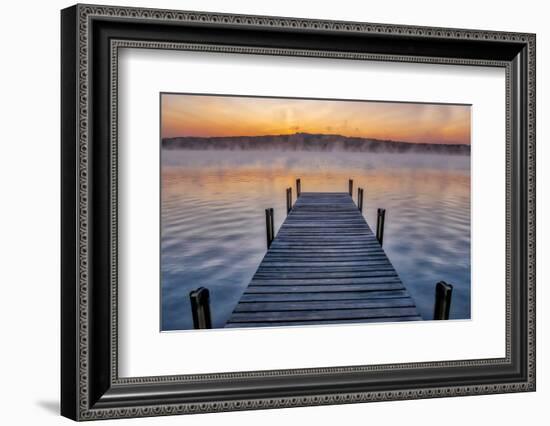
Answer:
189, 287, 212, 329
433, 281, 453, 320
286, 187, 292, 215
357, 188, 364, 212
296, 178, 301, 197
349, 179, 353, 196
376, 208, 386, 246
265, 208, 274, 248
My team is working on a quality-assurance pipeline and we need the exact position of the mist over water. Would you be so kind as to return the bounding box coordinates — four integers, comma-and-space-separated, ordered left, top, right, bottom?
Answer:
161, 150, 470, 331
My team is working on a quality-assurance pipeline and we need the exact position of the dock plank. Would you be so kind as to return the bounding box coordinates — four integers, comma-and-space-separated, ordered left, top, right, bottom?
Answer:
248, 277, 404, 285
225, 192, 420, 328
239, 290, 411, 303
229, 307, 420, 322
234, 298, 416, 312
244, 284, 405, 293
225, 316, 423, 328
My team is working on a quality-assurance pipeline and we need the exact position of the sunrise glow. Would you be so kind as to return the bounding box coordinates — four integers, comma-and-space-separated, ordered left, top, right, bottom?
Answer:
161, 94, 471, 145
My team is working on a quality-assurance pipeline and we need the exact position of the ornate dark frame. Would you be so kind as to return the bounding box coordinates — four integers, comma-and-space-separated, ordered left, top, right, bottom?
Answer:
61, 4, 536, 421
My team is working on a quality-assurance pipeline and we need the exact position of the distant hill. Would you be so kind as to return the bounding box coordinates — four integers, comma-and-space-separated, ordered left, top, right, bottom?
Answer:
162, 133, 470, 155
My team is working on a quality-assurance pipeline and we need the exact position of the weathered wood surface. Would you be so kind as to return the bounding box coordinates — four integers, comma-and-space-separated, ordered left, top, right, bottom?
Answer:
225, 192, 420, 328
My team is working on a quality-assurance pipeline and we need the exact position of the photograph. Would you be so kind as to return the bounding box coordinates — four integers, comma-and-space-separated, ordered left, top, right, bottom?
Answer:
160, 93, 472, 331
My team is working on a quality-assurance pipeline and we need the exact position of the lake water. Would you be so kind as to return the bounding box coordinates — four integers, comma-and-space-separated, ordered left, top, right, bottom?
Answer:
161, 150, 470, 330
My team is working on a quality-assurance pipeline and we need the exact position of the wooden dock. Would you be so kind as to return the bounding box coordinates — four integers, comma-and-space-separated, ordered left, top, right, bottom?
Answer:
225, 191, 421, 328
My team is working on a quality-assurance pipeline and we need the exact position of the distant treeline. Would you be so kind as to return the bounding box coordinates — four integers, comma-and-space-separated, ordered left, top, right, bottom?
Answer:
162, 133, 471, 155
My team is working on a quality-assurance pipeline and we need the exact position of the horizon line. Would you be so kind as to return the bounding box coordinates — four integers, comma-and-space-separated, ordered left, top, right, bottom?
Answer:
162, 131, 471, 146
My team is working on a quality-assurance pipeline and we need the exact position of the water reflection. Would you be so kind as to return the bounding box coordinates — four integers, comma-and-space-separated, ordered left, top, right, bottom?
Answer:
161, 150, 470, 330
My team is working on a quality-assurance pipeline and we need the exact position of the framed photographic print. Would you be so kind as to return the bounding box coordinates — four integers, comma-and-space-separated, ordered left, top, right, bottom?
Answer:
61, 4, 536, 421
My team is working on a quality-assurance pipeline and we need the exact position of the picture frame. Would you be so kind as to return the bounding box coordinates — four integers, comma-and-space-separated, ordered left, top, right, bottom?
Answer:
61, 3, 536, 421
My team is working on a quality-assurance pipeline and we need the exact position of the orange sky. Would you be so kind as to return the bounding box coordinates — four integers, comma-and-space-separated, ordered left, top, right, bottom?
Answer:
161, 94, 471, 145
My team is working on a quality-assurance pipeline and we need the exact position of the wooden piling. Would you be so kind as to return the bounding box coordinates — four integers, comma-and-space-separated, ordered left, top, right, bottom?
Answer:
376, 208, 386, 246
433, 281, 453, 320
357, 188, 364, 212
189, 287, 212, 329
296, 178, 301, 197
349, 179, 353, 196
286, 188, 292, 214
265, 208, 274, 248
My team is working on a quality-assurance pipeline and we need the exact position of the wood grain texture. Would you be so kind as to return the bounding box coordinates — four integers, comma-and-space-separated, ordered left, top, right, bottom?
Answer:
226, 192, 420, 327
